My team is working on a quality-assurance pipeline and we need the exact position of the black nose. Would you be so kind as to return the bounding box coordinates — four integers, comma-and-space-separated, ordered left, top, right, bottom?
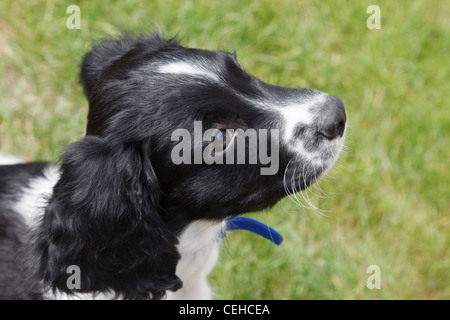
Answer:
317, 95, 346, 140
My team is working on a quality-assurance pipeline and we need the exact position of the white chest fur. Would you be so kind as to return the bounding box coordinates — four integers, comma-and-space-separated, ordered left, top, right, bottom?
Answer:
166, 220, 225, 300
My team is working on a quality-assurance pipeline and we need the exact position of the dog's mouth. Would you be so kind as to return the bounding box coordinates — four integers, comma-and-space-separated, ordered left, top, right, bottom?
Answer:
282, 133, 345, 199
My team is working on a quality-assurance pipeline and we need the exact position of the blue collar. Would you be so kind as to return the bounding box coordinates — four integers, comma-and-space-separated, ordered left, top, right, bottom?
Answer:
224, 217, 283, 245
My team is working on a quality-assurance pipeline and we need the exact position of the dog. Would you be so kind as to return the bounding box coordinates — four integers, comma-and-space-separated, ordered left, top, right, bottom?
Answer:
0, 32, 346, 299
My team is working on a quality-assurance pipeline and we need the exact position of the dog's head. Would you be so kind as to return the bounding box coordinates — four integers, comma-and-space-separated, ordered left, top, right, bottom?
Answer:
31, 32, 346, 299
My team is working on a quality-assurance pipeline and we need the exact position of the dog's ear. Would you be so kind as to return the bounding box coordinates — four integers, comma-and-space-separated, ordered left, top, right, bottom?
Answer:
80, 32, 180, 99
30, 136, 182, 299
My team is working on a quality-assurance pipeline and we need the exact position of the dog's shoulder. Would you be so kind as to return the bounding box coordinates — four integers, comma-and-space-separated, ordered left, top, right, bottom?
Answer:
0, 162, 59, 225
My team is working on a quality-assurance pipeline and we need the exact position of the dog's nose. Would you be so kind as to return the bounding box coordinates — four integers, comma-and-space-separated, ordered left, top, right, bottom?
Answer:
317, 95, 346, 140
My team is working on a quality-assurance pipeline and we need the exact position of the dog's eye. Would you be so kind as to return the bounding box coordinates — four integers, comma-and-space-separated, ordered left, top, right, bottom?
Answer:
214, 129, 233, 149
212, 129, 235, 156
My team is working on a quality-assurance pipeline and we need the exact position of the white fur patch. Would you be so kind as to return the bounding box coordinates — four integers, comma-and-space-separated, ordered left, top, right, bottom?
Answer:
166, 220, 225, 300
0, 153, 23, 165
14, 165, 60, 226
279, 94, 327, 144
158, 61, 219, 81
279, 103, 314, 142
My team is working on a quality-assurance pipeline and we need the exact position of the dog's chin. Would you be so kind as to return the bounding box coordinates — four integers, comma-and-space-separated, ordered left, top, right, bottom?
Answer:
286, 149, 344, 193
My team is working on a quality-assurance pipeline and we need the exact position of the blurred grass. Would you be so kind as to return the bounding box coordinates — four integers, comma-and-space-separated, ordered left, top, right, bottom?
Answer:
0, 0, 449, 299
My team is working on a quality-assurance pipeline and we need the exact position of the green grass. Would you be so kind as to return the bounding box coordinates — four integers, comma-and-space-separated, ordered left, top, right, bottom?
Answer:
0, 0, 448, 299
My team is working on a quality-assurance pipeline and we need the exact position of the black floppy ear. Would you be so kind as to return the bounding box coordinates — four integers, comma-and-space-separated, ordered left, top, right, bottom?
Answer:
30, 136, 182, 299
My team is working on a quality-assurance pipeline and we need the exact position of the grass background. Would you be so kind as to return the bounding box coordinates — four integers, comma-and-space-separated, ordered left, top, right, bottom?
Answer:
0, 0, 448, 299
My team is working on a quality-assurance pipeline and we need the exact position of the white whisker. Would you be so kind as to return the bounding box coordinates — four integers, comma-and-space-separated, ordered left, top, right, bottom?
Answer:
283, 159, 305, 208
300, 162, 329, 217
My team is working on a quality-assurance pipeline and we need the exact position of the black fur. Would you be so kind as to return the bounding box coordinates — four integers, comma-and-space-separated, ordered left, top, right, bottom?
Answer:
30, 137, 181, 299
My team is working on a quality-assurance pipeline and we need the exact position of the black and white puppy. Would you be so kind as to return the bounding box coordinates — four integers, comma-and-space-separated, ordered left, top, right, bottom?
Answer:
0, 32, 346, 299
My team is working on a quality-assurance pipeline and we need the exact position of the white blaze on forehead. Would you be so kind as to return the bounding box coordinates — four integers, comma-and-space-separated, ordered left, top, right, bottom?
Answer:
158, 61, 219, 81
